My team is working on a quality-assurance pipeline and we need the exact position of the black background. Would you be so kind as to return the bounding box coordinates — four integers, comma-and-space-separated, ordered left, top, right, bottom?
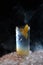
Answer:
0, 0, 43, 57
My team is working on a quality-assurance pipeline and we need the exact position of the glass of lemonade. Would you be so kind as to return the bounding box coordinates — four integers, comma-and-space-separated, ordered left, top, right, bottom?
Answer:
16, 24, 30, 57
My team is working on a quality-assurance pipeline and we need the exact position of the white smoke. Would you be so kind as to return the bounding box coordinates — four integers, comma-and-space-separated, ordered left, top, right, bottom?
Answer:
24, 10, 35, 24
34, 41, 43, 51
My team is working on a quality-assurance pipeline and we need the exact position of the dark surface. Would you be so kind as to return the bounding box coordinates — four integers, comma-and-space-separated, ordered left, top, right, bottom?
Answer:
0, 0, 43, 56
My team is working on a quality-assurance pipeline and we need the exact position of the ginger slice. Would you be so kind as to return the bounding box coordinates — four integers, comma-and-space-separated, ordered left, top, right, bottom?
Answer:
20, 24, 30, 39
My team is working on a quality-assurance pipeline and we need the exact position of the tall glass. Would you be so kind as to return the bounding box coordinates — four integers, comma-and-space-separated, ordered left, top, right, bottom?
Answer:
16, 24, 30, 57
